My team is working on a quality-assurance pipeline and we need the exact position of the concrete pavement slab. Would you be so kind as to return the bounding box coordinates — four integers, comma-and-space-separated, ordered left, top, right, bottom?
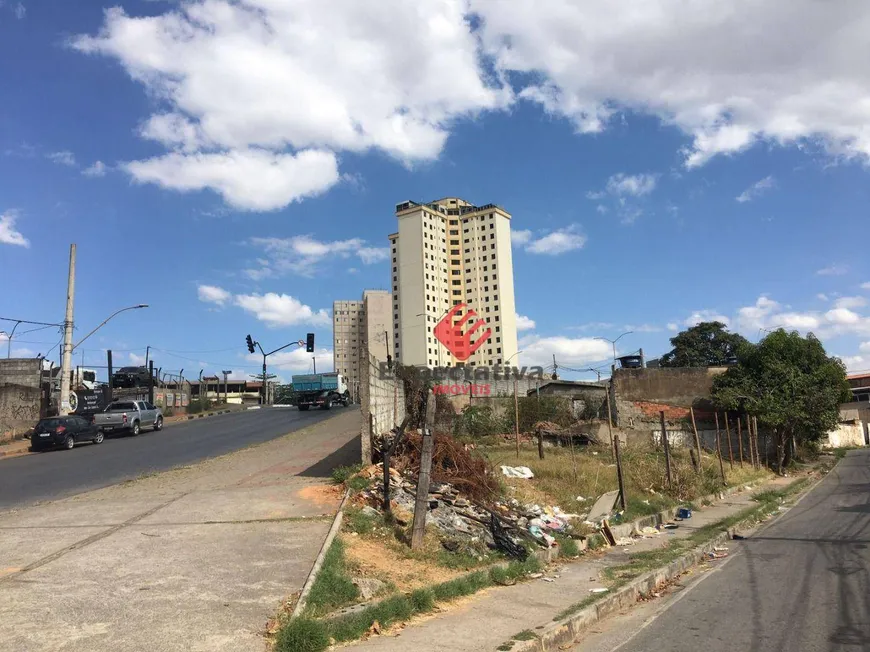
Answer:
0, 526, 109, 575
0, 410, 362, 652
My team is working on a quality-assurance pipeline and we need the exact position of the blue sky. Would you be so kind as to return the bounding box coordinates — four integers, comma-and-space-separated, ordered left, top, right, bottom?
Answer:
3, 0, 870, 382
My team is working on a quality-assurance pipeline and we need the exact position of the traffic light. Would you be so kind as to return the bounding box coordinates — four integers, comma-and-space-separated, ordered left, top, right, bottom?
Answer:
246, 334, 255, 354
306, 333, 315, 353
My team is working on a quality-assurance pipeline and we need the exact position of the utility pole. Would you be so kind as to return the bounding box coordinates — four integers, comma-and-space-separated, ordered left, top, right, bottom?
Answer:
59, 244, 76, 415
552, 354, 557, 379
145, 345, 151, 368
222, 370, 231, 405
313, 356, 317, 374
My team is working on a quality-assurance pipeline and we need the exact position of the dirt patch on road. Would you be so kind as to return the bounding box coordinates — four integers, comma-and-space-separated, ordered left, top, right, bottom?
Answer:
343, 535, 464, 593
297, 484, 343, 508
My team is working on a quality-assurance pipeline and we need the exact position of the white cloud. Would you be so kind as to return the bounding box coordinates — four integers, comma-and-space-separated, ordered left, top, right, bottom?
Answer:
685, 310, 731, 328
817, 264, 848, 276
817, 293, 829, 301
734, 296, 780, 331
736, 176, 775, 203
197, 284, 232, 306
511, 229, 533, 245
625, 323, 662, 333
246, 235, 388, 278
128, 352, 146, 365
516, 314, 536, 331
861, 282, 870, 290
519, 335, 611, 368
835, 296, 868, 310
0, 210, 29, 248
82, 161, 107, 177
825, 308, 861, 325
246, 346, 333, 373
666, 322, 679, 332
10, 347, 35, 358
586, 173, 657, 223
13, 2, 25, 20
605, 173, 657, 197
46, 150, 76, 167
473, 0, 870, 167
518, 224, 586, 255
74, 2, 506, 211
837, 354, 866, 371
124, 149, 339, 211
859, 342, 870, 354
234, 293, 330, 328
568, 322, 614, 332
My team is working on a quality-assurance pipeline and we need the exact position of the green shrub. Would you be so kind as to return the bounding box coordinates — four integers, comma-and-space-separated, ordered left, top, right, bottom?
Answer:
304, 538, 360, 617
331, 463, 365, 485
343, 507, 379, 535
274, 617, 329, 652
409, 588, 435, 612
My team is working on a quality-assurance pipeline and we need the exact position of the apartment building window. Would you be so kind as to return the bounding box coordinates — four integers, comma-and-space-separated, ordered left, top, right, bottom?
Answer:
451, 249, 460, 255
393, 257, 396, 262
485, 306, 490, 312
452, 290, 461, 296
451, 269, 460, 275
392, 266, 397, 272
496, 336, 501, 343
452, 280, 461, 285
464, 248, 470, 253
450, 239, 459, 245
393, 275, 397, 281
493, 285, 498, 291
496, 326, 500, 333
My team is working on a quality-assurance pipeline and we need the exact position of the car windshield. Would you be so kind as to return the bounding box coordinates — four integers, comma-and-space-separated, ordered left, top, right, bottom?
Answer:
107, 402, 136, 411
37, 418, 65, 429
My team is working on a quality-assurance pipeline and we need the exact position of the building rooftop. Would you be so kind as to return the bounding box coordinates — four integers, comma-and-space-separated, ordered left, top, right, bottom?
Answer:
394, 198, 508, 217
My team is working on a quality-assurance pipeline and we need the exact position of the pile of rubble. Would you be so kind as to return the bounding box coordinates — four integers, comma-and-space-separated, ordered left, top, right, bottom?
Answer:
353, 461, 584, 554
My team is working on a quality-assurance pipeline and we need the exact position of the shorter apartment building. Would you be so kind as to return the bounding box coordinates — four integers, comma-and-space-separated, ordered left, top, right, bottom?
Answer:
333, 290, 392, 400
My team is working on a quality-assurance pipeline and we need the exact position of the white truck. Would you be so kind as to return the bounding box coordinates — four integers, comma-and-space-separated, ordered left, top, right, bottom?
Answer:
291, 373, 350, 410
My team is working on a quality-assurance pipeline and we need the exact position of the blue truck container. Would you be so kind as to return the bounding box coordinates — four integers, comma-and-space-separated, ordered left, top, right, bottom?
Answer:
291, 373, 339, 392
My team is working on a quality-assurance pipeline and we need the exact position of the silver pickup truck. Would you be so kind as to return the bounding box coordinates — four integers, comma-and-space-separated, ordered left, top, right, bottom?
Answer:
93, 400, 163, 436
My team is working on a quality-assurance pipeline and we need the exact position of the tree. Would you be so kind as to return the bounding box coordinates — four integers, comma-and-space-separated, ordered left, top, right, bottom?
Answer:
660, 321, 749, 367
711, 329, 850, 470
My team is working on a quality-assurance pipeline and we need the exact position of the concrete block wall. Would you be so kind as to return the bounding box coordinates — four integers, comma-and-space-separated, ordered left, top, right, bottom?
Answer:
359, 353, 406, 463
0, 358, 43, 435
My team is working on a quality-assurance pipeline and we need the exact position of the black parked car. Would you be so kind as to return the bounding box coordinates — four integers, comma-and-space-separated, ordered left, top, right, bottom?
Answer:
112, 366, 153, 388
30, 415, 104, 451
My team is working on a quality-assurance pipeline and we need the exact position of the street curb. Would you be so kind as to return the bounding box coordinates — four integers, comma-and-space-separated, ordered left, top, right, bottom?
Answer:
509, 476, 811, 652
292, 487, 352, 618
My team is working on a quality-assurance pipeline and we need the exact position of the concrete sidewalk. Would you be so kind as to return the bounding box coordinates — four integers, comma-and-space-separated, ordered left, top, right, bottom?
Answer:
0, 410, 362, 652
344, 477, 797, 652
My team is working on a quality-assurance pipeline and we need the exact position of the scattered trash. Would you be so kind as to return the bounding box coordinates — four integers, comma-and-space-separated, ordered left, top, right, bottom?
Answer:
732, 533, 746, 540
642, 499, 650, 505
713, 546, 728, 552
501, 465, 535, 479
676, 507, 693, 519
576, 496, 588, 502
367, 620, 382, 636
542, 577, 556, 583
663, 523, 679, 530
614, 537, 635, 547
589, 587, 609, 593
639, 526, 660, 537
706, 551, 728, 560
529, 573, 544, 579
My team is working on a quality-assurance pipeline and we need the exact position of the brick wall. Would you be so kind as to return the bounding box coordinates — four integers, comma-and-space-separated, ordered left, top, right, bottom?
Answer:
359, 353, 406, 463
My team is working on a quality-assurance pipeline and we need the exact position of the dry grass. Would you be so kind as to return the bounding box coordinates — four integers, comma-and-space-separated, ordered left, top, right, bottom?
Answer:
481, 440, 771, 519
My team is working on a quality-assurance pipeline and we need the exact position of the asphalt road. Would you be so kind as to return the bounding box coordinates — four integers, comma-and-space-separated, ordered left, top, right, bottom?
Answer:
582, 450, 870, 652
0, 406, 347, 511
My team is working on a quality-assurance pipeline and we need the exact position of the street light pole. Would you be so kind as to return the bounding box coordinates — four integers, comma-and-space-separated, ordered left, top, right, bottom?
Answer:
595, 331, 634, 362
72, 304, 149, 351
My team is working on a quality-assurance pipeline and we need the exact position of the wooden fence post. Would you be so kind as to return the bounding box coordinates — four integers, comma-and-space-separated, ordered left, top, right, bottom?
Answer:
724, 412, 734, 469
411, 392, 436, 550
690, 406, 702, 474
714, 412, 727, 485
614, 433, 627, 511
737, 416, 745, 467
660, 411, 672, 487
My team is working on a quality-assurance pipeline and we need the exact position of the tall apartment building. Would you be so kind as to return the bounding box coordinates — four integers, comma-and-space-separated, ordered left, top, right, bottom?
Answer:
389, 197, 518, 369
333, 290, 392, 398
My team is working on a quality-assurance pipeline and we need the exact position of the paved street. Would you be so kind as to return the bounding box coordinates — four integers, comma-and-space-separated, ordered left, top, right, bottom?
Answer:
574, 450, 870, 652
0, 405, 343, 510
0, 409, 361, 652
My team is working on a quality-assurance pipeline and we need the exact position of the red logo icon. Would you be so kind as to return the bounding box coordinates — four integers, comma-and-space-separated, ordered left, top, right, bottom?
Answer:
433, 304, 491, 362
